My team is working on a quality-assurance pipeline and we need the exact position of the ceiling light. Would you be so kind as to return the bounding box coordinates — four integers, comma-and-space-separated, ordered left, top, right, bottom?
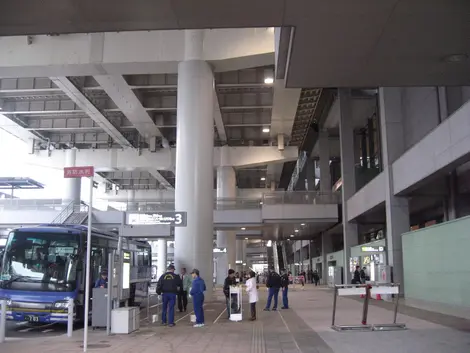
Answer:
294, 229, 299, 233
260, 177, 266, 181
241, 227, 246, 230
443, 53, 468, 63
290, 234, 294, 238
259, 201, 263, 205
262, 127, 270, 133
301, 223, 305, 226
264, 77, 274, 84
245, 237, 248, 240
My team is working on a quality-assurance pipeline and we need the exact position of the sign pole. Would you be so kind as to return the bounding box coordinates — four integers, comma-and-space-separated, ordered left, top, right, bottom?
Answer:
83, 175, 94, 352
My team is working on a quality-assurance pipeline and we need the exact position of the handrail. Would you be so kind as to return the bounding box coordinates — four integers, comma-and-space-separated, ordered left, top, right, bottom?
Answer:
51, 201, 75, 224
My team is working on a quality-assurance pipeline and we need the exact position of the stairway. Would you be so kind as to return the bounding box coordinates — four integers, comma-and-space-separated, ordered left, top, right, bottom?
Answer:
51, 202, 89, 225
64, 211, 88, 224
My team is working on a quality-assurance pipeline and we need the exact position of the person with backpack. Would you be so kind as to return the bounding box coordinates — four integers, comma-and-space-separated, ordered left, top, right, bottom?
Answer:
264, 267, 282, 311
280, 268, 289, 309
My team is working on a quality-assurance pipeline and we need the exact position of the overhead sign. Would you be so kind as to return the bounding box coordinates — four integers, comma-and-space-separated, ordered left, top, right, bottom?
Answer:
361, 246, 385, 253
64, 166, 94, 178
128, 212, 187, 227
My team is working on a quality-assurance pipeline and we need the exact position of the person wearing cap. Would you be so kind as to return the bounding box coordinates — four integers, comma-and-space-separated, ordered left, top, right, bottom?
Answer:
189, 269, 206, 327
156, 264, 182, 327
94, 270, 108, 288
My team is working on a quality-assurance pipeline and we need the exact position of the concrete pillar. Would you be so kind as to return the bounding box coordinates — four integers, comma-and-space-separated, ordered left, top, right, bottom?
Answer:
319, 130, 331, 192
157, 239, 167, 279
63, 149, 81, 204
379, 87, 410, 290
236, 239, 246, 273
215, 166, 237, 284
127, 189, 138, 211
338, 89, 359, 283
321, 232, 333, 283
174, 30, 215, 290
270, 181, 276, 191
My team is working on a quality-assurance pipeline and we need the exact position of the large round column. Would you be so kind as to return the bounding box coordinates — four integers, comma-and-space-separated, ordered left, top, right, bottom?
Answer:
174, 30, 215, 290
236, 239, 246, 273
63, 149, 81, 204
215, 166, 237, 283
157, 239, 167, 279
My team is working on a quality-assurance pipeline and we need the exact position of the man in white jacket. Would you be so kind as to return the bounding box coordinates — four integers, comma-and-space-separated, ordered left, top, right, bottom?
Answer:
245, 271, 259, 321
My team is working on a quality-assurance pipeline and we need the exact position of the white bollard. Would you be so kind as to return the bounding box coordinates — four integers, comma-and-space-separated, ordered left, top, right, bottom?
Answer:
0, 299, 6, 343
67, 298, 74, 338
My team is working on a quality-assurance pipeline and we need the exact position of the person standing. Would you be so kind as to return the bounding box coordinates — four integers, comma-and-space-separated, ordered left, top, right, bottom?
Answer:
264, 267, 282, 311
156, 264, 182, 327
245, 271, 259, 320
280, 269, 289, 309
223, 269, 236, 319
313, 269, 320, 286
178, 267, 191, 312
94, 270, 108, 288
190, 268, 206, 328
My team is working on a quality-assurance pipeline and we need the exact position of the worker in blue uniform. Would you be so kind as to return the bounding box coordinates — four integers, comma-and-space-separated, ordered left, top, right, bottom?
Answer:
94, 269, 108, 288
190, 268, 206, 327
156, 264, 182, 327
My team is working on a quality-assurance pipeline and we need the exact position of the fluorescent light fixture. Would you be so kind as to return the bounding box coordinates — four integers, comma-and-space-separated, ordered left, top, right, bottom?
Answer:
259, 201, 263, 205
301, 223, 305, 226
294, 229, 299, 233
264, 77, 274, 84
262, 127, 270, 133
443, 53, 468, 63
245, 237, 248, 240
290, 234, 294, 238
241, 227, 246, 230
260, 177, 266, 181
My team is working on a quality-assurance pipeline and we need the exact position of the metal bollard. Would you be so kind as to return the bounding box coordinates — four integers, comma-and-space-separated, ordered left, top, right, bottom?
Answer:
67, 298, 74, 338
0, 299, 6, 343
361, 285, 371, 325
147, 293, 150, 323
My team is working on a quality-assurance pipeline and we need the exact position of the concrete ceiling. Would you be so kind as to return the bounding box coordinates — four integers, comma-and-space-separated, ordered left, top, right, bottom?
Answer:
1, 1, 469, 87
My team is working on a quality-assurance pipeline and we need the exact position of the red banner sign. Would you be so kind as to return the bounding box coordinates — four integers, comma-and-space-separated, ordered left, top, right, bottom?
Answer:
64, 166, 94, 178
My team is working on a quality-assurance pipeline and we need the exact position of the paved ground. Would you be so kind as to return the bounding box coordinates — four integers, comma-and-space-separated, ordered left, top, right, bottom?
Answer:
2, 286, 470, 352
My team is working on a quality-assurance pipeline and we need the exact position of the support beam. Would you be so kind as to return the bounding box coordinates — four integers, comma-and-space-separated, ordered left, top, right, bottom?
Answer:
93, 75, 162, 139
213, 90, 227, 144
50, 77, 132, 148
0, 29, 274, 78
148, 169, 174, 190
28, 146, 298, 171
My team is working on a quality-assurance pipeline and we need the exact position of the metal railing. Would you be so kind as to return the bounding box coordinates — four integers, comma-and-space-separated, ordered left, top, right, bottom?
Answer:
0, 198, 64, 211
121, 191, 340, 211
51, 201, 75, 224
262, 191, 341, 205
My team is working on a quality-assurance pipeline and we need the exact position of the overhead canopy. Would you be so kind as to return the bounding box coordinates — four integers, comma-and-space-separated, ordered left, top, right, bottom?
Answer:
0, 177, 44, 190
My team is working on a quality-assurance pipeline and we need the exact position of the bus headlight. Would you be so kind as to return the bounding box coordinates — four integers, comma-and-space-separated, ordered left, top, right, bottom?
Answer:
53, 301, 68, 309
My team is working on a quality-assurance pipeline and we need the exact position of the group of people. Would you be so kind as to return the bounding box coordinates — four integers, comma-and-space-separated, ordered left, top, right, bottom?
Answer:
223, 269, 259, 320
156, 265, 206, 328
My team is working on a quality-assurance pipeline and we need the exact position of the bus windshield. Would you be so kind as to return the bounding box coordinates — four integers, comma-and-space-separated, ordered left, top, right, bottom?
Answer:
0, 231, 80, 291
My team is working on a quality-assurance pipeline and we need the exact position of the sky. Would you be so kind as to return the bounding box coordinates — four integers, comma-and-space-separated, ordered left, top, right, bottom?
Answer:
0, 128, 65, 199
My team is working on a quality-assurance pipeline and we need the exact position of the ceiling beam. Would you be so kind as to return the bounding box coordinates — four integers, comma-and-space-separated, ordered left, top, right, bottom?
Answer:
213, 90, 227, 144
50, 76, 132, 148
149, 169, 174, 190
93, 75, 162, 139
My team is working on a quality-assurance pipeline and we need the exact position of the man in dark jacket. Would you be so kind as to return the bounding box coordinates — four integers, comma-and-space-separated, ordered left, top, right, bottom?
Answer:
157, 264, 182, 327
264, 267, 282, 311
280, 269, 289, 309
223, 269, 236, 319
